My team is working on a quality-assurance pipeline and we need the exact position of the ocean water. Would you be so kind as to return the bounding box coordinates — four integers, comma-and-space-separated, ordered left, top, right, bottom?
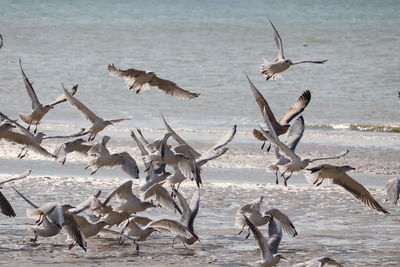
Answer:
0, 0, 399, 145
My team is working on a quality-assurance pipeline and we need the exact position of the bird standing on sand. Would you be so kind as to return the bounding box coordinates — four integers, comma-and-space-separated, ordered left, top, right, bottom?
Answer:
305, 164, 390, 215
260, 19, 327, 80
108, 64, 200, 99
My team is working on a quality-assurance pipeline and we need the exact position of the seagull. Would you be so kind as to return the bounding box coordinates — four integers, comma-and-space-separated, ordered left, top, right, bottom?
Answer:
108, 64, 200, 99
243, 214, 286, 267
98, 180, 155, 215
19, 60, 78, 133
62, 85, 131, 141
72, 215, 109, 238
17, 132, 45, 159
266, 217, 282, 255
54, 138, 93, 165
260, 18, 327, 80
0, 121, 55, 159
0, 170, 31, 217
259, 107, 349, 185
130, 130, 166, 182
86, 136, 139, 179
247, 73, 311, 140
293, 257, 344, 267
142, 182, 182, 214
384, 178, 400, 204
305, 164, 390, 215
236, 196, 297, 239
267, 116, 305, 184
172, 188, 200, 246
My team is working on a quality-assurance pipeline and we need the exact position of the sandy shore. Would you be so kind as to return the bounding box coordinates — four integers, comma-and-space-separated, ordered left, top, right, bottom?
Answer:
0, 131, 399, 266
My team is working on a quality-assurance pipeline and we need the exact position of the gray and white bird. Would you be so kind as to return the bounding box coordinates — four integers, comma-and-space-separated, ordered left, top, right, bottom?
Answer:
19, 59, 78, 133
172, 188, 200, 246
0, 170, 31, 217
384, 178, 400, 204
247, 73, 311, 139
86, 136, 139, 179
259, 108, 348, 186
305, 164, 390, 215
62, 85, 131, 141
243, 215, 286, 267
142, 182, 182, 214
0, 120, 55, 159
54, 138, 93, 165
260, 19, 327, 80
266, 116, 305, 184
108, 64, 200, 99
293, 257, 344, 267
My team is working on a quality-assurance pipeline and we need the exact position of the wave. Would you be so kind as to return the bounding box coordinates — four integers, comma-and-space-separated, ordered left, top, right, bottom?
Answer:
309, 123, 400, 133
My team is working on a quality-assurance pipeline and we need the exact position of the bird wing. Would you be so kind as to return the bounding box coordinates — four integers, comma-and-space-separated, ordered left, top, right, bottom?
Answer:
146, 219, 193, 237
19, 59, 41, 109
259, 107, 300, 161
243, 214, 271, 261
265, 208, 297, 237
143, 183, 182, 214
246, 73, 280, 130
46, 204, 65, 227
0, 191, 16, 217
148, 76, 200, 99
173, 189, 190, 224
268, 18, 285, 60
136, 128, 150, 145
252, 129, 268, 141
211, 125, 237, 150
48, 84, 78, 106
44, 128, 88, 139
130, 215, 153, 227
71, 190, 101, 214
109, 118, 131, 124
161, 113, 201, 158
279, 90, 311, 126
187, 189, 200, 232
196, 147, 229, 167
103, 180, 137, 206
291, 60, 327, 65
0, 170, 31, 186
3, 130, 55, 158
285, 116, 305, 152
267, 218, 283, 255
309, 149, 349, 162
63, 212, 87, 251
333, 173, 390, 214
384, 178, 400, 204
119, 152, 140, 179
11, 186, 39, 209
107, 64, 147, 90
239, 196, 263, 214
62, 84, 100, 123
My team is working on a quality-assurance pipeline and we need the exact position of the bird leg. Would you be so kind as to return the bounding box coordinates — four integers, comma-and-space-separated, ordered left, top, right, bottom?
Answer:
30, 232, 38, 242
17, 147, 25, 158
90, 168, 99, 175
27, 125, 31, 132
171, 237, 176, 247
245, 227, 251, 239
266, 143, 271, 152
68, 242, 76, 250
33, 124, 38, 134
237, 224, 245, 235
133, 240, 139, 251
275, 170, 279, 185
283, 172, 293, 187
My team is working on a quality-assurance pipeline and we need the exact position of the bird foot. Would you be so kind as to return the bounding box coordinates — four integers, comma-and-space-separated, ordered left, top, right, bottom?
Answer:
68, 243, 76, 250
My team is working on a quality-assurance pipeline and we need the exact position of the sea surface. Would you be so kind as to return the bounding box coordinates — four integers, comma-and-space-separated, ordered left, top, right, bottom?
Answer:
0, 0, 399, 148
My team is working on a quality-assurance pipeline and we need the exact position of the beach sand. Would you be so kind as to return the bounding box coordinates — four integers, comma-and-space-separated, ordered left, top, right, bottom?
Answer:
0, 134, 399, 266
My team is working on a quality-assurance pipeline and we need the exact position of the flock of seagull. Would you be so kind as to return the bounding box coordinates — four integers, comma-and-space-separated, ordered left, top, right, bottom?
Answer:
0, 18, 399, 267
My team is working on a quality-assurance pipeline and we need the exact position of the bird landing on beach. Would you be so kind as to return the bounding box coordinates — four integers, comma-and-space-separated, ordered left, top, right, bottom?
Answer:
108, 64, 200, 99
260, 18, 327, 80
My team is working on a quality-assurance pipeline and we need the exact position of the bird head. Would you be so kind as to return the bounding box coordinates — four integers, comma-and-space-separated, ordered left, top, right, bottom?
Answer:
274, 254, 287, 261
44, 104, 55, 110
284, 59, 292, 65
339, 165, 356, 172
62, 204, 76, 210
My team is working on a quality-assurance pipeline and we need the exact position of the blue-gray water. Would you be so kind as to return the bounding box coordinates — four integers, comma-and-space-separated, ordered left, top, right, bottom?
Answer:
1, 0, 399, 137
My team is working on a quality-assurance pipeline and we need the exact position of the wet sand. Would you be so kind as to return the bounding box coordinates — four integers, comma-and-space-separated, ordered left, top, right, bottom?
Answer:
0, 135, 399, 266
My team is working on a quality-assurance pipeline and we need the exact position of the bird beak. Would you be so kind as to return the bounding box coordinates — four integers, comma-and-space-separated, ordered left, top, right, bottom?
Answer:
280, 256, 287, 261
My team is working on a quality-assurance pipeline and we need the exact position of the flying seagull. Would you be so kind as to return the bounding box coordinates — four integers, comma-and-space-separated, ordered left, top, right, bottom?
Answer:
62, 84, 131, 141
19, 59, 78, 133
305, 164, 390, 215
260, 19, 327, 80
243, 214, 286, 267
0, 170, 31, 217
108, 64, 200, 99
